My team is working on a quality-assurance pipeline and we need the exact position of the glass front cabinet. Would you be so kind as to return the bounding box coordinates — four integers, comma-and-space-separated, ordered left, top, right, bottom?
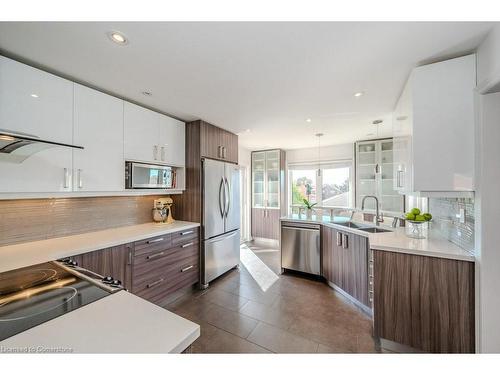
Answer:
251, 149, 285, 240
355, 139, 404, 214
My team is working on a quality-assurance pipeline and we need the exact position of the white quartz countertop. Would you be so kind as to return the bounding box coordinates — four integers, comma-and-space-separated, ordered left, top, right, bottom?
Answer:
0, 291, 200, 353
281, 215, 474, 262
0, 221, 200, 273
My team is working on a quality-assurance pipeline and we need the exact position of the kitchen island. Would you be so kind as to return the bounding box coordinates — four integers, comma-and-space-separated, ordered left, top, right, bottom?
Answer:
0, 290, 200, 353
280, 214, 476, 353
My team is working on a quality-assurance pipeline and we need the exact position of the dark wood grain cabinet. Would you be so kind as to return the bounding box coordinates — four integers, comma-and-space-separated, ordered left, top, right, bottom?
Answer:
73, 228, 200, 306
251, 208, 281, 240
72, 244, 133, 290
197, 120, 238, 163
322, 226, 370, 309
372, 250, 475, 353
131, 228, 199, 304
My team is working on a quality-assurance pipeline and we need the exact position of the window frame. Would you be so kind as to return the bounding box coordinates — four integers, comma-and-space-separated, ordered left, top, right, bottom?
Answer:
287, 160, 354, 214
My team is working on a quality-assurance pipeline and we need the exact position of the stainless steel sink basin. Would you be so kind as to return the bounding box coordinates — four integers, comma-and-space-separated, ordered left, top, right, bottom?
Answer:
336, 222, 366, 229
357, 227, 392, 233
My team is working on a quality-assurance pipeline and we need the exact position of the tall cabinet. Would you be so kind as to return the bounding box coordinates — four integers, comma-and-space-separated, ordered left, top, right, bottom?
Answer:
251, 149, 286, 240
355, 139, 404, 213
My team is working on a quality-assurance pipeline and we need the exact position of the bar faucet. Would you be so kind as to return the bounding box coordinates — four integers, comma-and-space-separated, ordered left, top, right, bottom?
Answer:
361, 195, 384, 226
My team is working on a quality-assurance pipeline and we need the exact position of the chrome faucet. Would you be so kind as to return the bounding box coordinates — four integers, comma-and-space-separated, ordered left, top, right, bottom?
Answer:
361, 195, 384, 226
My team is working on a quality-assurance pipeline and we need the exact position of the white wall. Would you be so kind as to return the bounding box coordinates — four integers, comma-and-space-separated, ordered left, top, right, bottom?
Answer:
475, 26, 500, 353
286, 143, 353, 164
477, 24, 500, 90
238, 145, 252, 242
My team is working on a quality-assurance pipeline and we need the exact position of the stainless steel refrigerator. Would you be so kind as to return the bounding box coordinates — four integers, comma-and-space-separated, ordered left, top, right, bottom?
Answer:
201, 158, 240, 287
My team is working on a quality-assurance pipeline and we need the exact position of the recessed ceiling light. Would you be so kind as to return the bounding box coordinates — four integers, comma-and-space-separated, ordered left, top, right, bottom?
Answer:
372, 119, 383, 125
30, 94, 39, 98
306, 118, 312, 123
354, 92, 364, 97
107, 31, 128, 45
142, 91, 152, 97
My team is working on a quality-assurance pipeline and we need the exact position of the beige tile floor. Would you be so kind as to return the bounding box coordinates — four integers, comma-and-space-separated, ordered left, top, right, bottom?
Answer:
165, 242, 379, 354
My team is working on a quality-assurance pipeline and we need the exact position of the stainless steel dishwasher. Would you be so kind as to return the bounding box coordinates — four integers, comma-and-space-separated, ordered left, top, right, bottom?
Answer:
281, 222, 321, 275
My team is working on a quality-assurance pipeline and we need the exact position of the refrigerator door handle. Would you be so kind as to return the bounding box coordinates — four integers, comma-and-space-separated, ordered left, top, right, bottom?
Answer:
224, 177, 230, 217
218, 177, 225, 218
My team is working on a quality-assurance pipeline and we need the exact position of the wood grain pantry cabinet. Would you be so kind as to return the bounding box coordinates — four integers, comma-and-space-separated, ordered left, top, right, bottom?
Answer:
73, 228, 200, 306
124, 102, 185, 167
321, 226, 370, 309
0, 55, 74, 193
251, 149, 286, 240
393, 54, 476, 194
372, 250, 475, 353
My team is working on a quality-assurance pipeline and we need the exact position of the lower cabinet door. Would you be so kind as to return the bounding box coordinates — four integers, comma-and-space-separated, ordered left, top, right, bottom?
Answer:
72, 244, 133, 290
373, 250, 475, 353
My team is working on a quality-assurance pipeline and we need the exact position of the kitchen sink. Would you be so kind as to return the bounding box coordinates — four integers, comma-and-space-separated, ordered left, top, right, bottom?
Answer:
336, 222, 366, 229
357, 227, 392, 233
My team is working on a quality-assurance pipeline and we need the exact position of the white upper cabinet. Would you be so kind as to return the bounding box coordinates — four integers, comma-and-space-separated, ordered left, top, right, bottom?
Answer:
158, 116, 185, 167
393, 54, 476, 195
124, 102, 185, 167
0, 55, 74, 192
73, 84, 124, 192
124, 102, 161, 164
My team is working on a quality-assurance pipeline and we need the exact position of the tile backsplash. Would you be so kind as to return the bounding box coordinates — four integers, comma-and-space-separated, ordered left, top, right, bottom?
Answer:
0, 195, 167, 247
428, 197, 475, 253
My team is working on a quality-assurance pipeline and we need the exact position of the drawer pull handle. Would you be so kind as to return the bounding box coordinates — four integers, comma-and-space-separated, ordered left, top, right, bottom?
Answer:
147, 278, 164, 288
147, 237, 164, 244
180, 231, 194, 236
181, 242, 194, 248
181, 265, 194, 272
147, 251, 165, 260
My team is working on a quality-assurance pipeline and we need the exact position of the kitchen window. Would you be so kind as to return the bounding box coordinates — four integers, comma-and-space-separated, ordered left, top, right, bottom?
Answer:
288, 161, 353, 213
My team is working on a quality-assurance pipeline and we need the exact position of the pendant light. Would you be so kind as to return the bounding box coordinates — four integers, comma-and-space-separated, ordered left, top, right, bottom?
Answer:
372, 120, 383, 174
315, 133, 324, 177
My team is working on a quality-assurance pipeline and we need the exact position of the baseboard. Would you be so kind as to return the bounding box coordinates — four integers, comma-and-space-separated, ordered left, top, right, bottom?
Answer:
327, 281, 373, 317
379, 338, 424, 353
250, 237, 279, 248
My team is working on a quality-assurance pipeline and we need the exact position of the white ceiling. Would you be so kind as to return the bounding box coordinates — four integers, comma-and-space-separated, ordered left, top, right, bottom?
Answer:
0, 22, 493, 150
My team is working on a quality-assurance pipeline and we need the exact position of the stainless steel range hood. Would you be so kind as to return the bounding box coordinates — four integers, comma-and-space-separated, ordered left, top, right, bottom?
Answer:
0, 129, 84, 163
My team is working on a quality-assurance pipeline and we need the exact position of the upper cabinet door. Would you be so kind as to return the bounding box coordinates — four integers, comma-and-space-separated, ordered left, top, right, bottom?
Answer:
393, 54, 475, 194
158, 115, 185, 167
0, 56, 73, 192
221, 129, 238, 163
200, 121, 224, 160
73, 84, 124, 192
124, 102, 160, 163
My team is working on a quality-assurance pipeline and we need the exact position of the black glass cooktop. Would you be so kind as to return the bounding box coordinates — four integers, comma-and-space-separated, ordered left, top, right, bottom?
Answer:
0, 262, 109, 342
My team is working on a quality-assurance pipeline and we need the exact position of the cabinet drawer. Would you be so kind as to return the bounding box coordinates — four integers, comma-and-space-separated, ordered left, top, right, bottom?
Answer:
134, 234, 172, 258
132, 242, 199, 294
133, 255, 199, 304
171, 228, 198, 247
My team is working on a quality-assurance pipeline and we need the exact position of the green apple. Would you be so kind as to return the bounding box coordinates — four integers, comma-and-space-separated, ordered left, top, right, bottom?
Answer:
405, 213, 416, 220
423, 213, 432, 221
415, 214, 426, 222
410, 208, 421, 216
